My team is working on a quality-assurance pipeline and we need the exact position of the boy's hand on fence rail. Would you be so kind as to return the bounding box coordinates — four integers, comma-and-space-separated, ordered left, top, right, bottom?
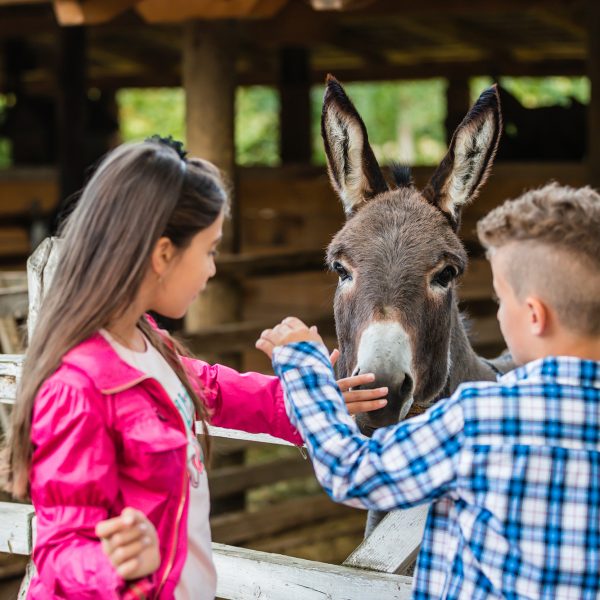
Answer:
95, 507, 160, 580
257, 317, 388, 414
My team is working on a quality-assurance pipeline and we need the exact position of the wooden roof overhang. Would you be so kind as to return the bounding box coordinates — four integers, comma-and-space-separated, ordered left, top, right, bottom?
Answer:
0, 0, 590, 94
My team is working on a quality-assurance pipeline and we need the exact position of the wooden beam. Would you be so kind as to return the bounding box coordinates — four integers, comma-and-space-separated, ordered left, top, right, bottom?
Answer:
310, 0, 373, 8
0, 502, 34, 555
445, 77, 471, 146
183, 312, 335, 356
587, 0, 600, 189
53, 0, 139, 25
209, 456, 314, 500
55, 26, 86, 227
136, 0, 287, 23
213, 543, 413, 600
279, 46, 312, 164
211, 494, 358, 545
344, 506, 428, 575
216, 249, 325, 278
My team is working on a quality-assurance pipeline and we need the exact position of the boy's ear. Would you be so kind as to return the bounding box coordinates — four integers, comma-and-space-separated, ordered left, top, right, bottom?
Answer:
151, 237, 176, 277
526, 297, 549, 336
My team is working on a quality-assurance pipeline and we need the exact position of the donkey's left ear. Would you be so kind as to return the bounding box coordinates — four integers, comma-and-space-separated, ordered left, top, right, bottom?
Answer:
423, 85, 502, 227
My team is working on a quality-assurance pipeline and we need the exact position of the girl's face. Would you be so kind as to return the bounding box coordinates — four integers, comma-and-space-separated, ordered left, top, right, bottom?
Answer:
149, 211, 224, 319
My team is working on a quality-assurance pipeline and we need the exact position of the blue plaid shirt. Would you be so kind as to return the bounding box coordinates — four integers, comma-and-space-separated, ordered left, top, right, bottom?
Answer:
273, 341, 600, 600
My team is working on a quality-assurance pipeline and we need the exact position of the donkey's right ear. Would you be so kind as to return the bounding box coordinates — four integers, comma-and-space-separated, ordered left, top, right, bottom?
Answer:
322, 75, 388, 217
423, 85, 502, 228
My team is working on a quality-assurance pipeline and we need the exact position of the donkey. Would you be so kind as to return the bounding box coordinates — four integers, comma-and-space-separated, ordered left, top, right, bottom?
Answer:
322, 76, 513, 534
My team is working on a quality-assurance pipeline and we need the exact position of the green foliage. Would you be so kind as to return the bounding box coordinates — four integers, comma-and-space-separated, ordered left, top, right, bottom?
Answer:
471, 76, 590, 107
0, 94, 12, 168
118, 88, 185, 143
117, 86, 280, 166
235, 86, 280, 166
312, 79, 447, 166
1, 76, 590, 171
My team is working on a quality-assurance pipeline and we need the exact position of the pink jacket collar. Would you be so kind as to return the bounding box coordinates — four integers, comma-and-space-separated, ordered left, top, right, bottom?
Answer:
61, 333, 149, 394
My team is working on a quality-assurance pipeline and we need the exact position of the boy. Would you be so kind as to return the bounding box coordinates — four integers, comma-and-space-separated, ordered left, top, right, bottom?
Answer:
256, 183, 600, 599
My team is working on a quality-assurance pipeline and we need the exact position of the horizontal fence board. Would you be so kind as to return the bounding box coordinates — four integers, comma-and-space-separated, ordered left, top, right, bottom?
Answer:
344, 504, 429, 575
209, 456, 314, 500
213, 542, 413, 600
0, 502, 34, 555
1, 503, 414, 600
211, 494, 355, 545
0, 354, 23, 403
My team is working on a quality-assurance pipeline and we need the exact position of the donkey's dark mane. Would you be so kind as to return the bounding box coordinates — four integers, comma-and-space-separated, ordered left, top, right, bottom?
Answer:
390, 163, 413, 188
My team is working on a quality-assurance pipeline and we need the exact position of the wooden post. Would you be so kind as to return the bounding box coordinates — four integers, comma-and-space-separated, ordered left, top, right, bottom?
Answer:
54, 26, 87, 229
279, 46, 312, 164
183, 21, 240, 345
587, 0, 600, 189
183, 20, 245, 514
444, 77, 470, 146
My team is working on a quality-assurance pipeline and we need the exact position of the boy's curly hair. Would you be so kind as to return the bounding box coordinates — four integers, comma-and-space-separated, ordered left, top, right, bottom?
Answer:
477, 182, 600, 335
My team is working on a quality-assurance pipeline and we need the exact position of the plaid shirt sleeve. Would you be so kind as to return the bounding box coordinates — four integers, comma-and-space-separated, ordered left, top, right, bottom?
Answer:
272, 341, 465, 511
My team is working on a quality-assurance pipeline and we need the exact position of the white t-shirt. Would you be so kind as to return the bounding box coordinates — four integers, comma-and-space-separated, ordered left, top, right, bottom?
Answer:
101, 330, 217, 600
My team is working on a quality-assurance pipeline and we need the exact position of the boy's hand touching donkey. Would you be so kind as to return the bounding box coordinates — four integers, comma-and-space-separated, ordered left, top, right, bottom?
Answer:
256, 317, 388, 413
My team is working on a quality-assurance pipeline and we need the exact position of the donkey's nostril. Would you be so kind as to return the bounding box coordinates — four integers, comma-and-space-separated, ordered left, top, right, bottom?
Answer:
352, 367, 361, 377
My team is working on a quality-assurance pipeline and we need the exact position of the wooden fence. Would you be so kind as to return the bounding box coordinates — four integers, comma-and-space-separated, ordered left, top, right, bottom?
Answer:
0, 238, 424, 599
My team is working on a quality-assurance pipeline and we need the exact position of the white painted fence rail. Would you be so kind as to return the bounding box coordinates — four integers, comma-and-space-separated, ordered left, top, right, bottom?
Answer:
0, 237, 428, 598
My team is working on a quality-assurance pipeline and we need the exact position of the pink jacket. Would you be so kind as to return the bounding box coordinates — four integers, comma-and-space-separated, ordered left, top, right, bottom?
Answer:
28, 327, 301, 599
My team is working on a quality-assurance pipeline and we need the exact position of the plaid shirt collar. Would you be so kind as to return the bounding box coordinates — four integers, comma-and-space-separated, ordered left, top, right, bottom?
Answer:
499, 355, 600, 388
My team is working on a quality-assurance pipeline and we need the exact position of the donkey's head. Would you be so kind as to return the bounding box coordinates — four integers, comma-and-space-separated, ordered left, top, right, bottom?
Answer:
323, 76, 501, 433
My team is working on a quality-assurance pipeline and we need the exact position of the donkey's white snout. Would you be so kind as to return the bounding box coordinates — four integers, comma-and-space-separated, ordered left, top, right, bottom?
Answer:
355, 321, 413, 388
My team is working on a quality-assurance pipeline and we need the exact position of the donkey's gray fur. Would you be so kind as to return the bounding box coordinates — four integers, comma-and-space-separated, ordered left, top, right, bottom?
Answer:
322, 75, 512, 535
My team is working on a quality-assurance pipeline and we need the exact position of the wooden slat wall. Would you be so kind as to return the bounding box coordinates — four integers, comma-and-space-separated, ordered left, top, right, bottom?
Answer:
0, 162, 588, 364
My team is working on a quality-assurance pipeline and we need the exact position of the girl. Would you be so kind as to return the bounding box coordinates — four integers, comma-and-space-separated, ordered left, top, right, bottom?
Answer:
3, 139, 387, 600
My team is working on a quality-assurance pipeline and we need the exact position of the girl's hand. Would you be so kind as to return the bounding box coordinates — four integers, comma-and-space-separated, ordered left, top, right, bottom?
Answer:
256, 316, 323, 359
95, 507, 160, 580
330, 349, 388, 415
256, 319, 388, 415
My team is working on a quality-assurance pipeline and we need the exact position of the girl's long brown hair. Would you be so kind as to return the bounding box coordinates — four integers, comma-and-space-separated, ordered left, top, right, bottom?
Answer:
3, 141, 228, 499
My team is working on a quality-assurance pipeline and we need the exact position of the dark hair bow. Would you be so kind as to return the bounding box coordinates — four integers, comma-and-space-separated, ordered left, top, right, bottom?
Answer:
145, 134, 188, 161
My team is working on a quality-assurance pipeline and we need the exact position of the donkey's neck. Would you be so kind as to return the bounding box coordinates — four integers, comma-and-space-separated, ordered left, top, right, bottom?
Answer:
437, 304, 498, 402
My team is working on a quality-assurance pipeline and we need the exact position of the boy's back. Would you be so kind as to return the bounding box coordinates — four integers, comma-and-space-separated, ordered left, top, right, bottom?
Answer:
422, 356, 600, 599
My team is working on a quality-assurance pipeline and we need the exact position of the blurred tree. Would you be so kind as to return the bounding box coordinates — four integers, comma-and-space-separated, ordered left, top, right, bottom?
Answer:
0, 94, 12, 168
118, 86, 280, 166
470, 76, 590, 107
0, 77, 591, 171
311, 79, 446, 166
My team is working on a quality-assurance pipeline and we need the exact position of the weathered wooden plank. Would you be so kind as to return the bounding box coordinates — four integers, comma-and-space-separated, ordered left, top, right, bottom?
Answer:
1, 504, 414, 599
184, 313, 335, 356
209, 456, 314, 500
0, 502, 35, 555
343, 505, 429, 575
216, 249, 325, 278
206, 425, 301, 447
211, 494, 354, 545
213, 543, 413, 600
0, 291, 28, 319
27, 237, 60, 340
0, 354, 23, 404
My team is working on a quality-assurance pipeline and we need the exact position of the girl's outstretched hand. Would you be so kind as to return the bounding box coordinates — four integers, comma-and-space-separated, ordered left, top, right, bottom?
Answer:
95, 507, 160, 580
256, 316, 323, 358
256, 318, 387, 414
330, 349, 388, 415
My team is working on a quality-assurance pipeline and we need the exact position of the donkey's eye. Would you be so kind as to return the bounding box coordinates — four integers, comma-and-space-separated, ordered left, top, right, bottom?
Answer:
432, 266, 457, 288
332, 261, 352, 282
